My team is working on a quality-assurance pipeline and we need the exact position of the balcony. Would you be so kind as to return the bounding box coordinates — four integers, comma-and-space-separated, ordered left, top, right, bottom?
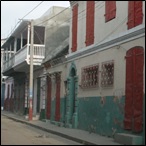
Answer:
1, 19, 46, 76
15, 44, 45, 66
3, 44, 45, 75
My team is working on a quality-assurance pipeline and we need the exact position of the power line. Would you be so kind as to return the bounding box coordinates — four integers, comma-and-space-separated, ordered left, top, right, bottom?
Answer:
21, 1, 44, 20
3, 1, 103, 40
34, 1, 104, 26
34, 6, 70, 26
3, 1, 44, 39
4, 1, 130, 52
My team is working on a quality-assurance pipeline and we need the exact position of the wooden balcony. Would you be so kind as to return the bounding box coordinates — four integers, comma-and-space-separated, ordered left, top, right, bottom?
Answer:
3, 44, 45, 73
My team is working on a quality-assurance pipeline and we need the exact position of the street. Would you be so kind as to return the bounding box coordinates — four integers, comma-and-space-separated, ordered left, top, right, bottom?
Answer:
1, 115, 82, 145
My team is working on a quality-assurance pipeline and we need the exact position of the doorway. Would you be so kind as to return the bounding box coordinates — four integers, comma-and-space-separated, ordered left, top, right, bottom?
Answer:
124, 47, 144, 132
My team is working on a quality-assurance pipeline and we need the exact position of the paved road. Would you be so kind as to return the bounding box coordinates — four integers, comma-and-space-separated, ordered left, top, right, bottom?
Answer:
1, 115, 82, 145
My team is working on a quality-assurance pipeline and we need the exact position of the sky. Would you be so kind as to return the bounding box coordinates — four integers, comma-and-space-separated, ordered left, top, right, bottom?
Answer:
1, 1, 70, 39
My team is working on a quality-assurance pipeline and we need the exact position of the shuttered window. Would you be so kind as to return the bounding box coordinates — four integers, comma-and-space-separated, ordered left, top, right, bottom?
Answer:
127, 1, 143, 29
105, 1, 116, 22
71, 4, 78, 52
85, 1, 95, 46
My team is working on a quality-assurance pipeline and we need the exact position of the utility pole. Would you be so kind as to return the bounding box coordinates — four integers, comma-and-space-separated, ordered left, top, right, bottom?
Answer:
29, 19, 34, 121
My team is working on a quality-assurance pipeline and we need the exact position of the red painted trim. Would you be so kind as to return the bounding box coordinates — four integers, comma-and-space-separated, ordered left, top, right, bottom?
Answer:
55, 74, 61, 121
85, 1, 95, 46
105, 1, 116, 22
46, 76, 52, 119
127, 1, 143, 29
71, 4, 78, 52
124, 47, 144, 132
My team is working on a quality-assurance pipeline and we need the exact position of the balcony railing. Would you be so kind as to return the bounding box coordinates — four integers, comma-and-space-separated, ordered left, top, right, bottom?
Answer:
3, 44, 45, 72
3, 55, 15, 72
26, 44, 45, 65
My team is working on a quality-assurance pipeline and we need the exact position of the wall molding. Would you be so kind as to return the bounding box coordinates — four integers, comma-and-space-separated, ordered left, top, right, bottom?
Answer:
67, 26, 145, 61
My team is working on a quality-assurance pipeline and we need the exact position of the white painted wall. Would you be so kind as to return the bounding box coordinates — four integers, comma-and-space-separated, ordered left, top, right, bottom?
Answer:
69, 1, 145, 51
46, 63, 68, 99
67, 36, 145, 97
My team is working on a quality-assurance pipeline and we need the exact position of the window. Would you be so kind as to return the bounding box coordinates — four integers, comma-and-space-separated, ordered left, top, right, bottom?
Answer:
85, 1, 95, 46
101, 61, 114, 87
71, 4, 78, 52
105, 1, 116, 22
127, 1, 143, 29
81, 64, 99, 88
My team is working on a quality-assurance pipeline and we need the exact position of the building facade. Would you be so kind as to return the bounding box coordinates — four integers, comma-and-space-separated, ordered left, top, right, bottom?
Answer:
66, 0, 145, 142
1, 38, 7, 110
1, 1, 145, 144
2, 6, 70, 120
44, 1, 145, 144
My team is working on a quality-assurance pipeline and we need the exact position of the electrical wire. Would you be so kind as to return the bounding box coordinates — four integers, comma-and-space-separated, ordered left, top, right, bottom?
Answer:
3, 1, 44, 40
3, 1, 132, 60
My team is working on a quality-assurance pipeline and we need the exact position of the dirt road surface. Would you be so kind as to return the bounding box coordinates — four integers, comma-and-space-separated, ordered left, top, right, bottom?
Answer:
1, 115, 82, 145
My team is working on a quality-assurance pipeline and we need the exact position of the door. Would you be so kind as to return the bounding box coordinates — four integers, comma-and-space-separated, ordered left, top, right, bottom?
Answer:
124, 47, 144, 132
68, 68, 77, 125
46, 76, 52, 119
37, 78, 40, 113
55, 73, 61, 121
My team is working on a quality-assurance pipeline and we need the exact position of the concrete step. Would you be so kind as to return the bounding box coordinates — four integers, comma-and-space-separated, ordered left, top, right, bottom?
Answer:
114, 133, 143, 145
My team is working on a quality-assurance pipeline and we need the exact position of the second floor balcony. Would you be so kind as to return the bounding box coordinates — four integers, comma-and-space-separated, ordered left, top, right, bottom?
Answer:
3, 44, 45, 72
2, 20, 45, 76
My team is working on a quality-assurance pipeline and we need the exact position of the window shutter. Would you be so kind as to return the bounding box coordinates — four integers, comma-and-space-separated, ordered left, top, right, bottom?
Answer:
134, 1, 143, 27
85, 1, 95, 46
71, 4, 78, 52
110, 1, 116, 19
127, 1, 135, 29
105, 1, 116, 22
127, 1, 143, 29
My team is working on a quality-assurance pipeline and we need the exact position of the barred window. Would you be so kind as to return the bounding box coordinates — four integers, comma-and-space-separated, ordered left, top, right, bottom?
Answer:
81, 64, 99, 88
101, 61, 114, 87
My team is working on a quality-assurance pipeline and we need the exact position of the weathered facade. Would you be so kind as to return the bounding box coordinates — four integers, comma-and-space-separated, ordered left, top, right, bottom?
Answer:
67, 0, 145, 143
43, 1, 145, 144
1, 1, 145, 144
2, 6, 70, 120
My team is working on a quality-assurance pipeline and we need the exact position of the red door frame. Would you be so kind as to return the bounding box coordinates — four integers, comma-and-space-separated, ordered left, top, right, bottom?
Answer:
55, 73, 61, 121
46, 76, 52, 119
124, 46, 144, 132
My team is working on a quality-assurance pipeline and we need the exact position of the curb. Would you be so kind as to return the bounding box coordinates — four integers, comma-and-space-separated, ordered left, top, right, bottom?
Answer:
2, 113, 97, 145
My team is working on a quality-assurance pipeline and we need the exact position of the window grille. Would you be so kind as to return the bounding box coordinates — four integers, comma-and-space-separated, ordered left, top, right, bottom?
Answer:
101, 61, 114, 87
81, 64, 99, 88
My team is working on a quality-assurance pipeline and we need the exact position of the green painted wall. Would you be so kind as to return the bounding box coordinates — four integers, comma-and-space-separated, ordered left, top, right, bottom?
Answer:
40, 109, 46, 120
78, 96, 125, 136
60, 98, 66, 123
50, 99, 56, 121
48, 95, 145, 144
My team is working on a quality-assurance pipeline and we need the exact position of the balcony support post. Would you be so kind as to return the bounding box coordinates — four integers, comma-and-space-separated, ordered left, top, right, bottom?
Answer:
21, 33, 23, 49
10, 44, 12, 58
27, 23, 31, 57
14, 38, 17, 53
29, 19, 34, 121
6, 47, 8, 61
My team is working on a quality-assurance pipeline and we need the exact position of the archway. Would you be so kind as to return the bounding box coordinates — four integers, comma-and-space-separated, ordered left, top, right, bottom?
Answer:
65, 62, 78, 128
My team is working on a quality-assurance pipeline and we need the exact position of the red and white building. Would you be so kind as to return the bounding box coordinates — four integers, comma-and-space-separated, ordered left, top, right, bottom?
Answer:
63, 1, 145, 144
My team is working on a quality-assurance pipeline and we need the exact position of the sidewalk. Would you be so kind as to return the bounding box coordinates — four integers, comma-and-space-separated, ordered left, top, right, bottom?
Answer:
1, 111, 122, 145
